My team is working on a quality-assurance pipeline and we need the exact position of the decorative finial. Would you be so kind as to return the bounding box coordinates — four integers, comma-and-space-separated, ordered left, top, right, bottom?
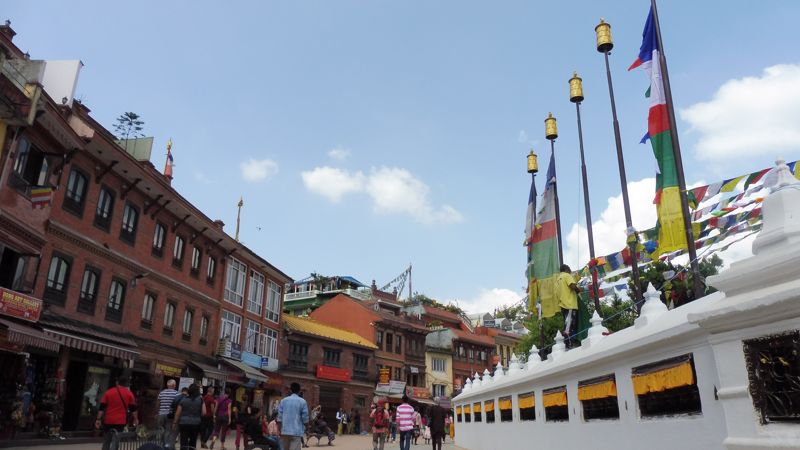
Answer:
545, 113, 558, 141
595, 18, 614, 53
569, 71, 584, 103
527, 149, 539, 174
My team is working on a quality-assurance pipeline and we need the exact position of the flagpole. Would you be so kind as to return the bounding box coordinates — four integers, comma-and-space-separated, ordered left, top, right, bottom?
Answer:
545, 113, 564, 266
526, 151, 545, 354
595, 19, 643, 303
649, 0, 704, 300
569, 73, 601, 312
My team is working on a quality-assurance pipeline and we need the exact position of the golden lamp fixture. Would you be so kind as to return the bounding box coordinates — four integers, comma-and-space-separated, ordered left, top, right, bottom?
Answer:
545, 112, 558, 141
595, 18, 613, 53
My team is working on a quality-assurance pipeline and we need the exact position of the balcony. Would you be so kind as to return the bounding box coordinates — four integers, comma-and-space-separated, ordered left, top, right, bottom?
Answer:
0, 54, 43, 126
284, 287, 372, 303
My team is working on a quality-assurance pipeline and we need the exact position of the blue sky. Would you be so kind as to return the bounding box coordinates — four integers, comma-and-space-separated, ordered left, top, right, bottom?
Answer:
6, 1, 800, 312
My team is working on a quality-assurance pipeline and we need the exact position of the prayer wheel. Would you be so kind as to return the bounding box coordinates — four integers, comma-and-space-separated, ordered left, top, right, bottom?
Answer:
595, 19, 613, 53
545, 112, 558, 141
569, 72, 584, 103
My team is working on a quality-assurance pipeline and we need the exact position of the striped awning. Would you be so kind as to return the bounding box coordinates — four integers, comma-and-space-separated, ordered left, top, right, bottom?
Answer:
43, 328, 138, 360
220, 357, 268, 383
0, 319, 60, 353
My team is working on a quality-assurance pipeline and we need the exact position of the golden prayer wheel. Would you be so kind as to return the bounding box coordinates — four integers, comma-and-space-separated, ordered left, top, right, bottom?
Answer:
545, 112, 558, 141
569, 71, 584, 103
595, 18, 614, 53
527, 150, 539, 174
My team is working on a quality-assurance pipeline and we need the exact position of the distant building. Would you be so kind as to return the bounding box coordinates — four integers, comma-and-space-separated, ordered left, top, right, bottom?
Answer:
283, 275, 372, 315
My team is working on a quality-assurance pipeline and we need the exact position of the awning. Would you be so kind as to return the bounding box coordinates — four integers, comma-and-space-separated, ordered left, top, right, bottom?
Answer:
43, 328, 138, 360
220, 357, 268, 383
187, 360, 227, 382
0, 318, 60, 353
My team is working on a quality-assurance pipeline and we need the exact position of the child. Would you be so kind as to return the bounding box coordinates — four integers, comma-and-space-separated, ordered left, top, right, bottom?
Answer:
422, 424, 431, 445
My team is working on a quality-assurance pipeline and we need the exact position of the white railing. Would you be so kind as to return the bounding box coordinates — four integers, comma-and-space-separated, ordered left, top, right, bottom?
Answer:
284, 290, 320, 302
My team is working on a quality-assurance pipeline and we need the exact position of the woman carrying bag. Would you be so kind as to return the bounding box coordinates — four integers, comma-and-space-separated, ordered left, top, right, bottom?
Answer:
173, 384, 207, 450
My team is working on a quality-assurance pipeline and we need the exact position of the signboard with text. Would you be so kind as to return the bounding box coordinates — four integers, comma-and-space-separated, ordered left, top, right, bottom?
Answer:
316, 365, 351, 382
0, 288, 42, 322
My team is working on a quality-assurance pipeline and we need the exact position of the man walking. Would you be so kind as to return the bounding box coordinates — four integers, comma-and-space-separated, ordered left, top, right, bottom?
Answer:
278, 383, 309, 450
95, 375, 138, 450
157, 379, 179, 446
200, 386, 217, 448
395, 396, 414, 450
428, 398, 447, 450
555, 264, 581, 349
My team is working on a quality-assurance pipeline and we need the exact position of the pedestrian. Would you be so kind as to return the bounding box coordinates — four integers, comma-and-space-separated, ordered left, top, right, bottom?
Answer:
157, 379, 179, 447
336, 408, 345, 435
173, 384, 206, 450
556, 264, 581, 348
412, 408, 421, 445
210, 387, 233, 450
235, 399, 253, 450
243, 408, 280, 450
427, 398, 447, 450
201, 386, 217, 448
312, 413, 335, 445
395, 396, 414, 450
267, 412, 282, 450
278, 382, 310, 450
442, 414, 451, 444
388, 407, 396, 442
369, 400, 389, 450
95, 374, 138, 450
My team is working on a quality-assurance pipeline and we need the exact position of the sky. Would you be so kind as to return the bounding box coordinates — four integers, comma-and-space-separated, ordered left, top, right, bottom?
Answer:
6, 1, 800, 314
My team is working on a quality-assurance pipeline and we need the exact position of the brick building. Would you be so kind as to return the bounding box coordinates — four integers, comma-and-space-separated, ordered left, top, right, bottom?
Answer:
279, 315, 377, 432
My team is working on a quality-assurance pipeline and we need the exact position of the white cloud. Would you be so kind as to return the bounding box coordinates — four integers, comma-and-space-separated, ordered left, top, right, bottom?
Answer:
681, 64, 800, 162
563, 178, 658, 270
240, 158, 279, 182
456, 288, 524, 315
301, 165, 463, 224
518, 130, 529, 144
328, 146, 351, 161
300, 166, 365, 202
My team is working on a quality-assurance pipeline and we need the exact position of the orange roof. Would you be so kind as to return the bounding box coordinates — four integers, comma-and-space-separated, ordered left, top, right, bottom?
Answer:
452, 328, 495, 347
283, 315, 378, 349
423, 306, 463, 324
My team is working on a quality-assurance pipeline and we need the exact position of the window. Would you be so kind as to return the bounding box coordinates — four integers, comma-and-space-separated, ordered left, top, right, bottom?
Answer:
518, 392, 536, 421
473, 402, 482, 422
0, 247, 29, 291
77, 266, 100, 314
141, 293, 156, 328
458, 345, 465, 358
224, 258, 246, 306
744, 332, 800, 424
468, 348, 475, 360
63, 169, 88, 216
395, 335, 403, 354
44, 253, 71, 306
265, 280, 281, 323
322, 348, 341, 367
247, 271, 265, 315
206, 256, 217, 285
385, 333, 393, 353
499, 396, 513, 422
190, 246, 202, 275
200, 315, 210, 342
544, 387, 569, 422
579, 375, 620, 421
376, 331, 383, 348
394, 367, 402, 381
354, 354, 369, 379
432, 384, 446, 398
432, 358, 446, 373
354, 396, 366, 408
164, 301, 177, 333
289, 341, 309, 369
94, 187, 115, 231
11, 137, 48, 187
105, 278, 126, 323
152, 222, 166, 257
456, 406, 463, 423
172, 235, 185, 268
182, 309, 194, 339
120, 203, 139, 245
463, 405, 471, 423
485, 400, 496, 423
259, 328, 278, 358
633, 354, 701, 419
220, 310, 242, 344
245, 320, 261, 353
480, 350, 487, 361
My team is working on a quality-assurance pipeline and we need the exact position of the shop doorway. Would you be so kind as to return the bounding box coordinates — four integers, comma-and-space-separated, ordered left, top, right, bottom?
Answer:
318, 386, 342, 429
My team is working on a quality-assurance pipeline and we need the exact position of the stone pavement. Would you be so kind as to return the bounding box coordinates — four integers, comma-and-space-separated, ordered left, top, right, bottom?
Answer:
2, 434, 465, 450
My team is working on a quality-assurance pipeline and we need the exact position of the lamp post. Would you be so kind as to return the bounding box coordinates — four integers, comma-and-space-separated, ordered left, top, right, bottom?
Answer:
569, 72, 601, 312
544, 113, 564, 266
595, 19, 642, 303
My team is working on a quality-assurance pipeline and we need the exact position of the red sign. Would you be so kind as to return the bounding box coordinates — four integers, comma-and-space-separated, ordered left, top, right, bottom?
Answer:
316, 365, 351, 382
406, 386, 431, 399
0, 288, 43, 322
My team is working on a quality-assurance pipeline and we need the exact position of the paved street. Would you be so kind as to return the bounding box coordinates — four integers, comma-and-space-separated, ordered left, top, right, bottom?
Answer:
3, 434, 465, 450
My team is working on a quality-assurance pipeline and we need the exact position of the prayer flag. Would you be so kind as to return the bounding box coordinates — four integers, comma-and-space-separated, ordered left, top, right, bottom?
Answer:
30, 186, 52, 209
529, 156, 561, 318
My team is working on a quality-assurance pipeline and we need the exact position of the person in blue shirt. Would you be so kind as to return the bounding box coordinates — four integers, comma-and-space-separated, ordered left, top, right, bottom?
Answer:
277, 383, 309, 450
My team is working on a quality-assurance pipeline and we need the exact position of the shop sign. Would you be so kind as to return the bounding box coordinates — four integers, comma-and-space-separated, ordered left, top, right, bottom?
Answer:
230, 342, 242, 360
261, 356, 278, 372
0, 288, 42, 322
379, 368, 390, 384
178, 377, 196, 391
483, 319, 496, 328
376, 380, 406, 395
156, 363, 183, 377
316, 365, 351, 382
409, 366, 419, 374
406, 386, 431, 399
241, 351, 263, 369
265, 372, 283, 386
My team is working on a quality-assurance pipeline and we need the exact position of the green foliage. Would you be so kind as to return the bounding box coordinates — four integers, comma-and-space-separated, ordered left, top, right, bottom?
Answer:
404, 293, 465, 316
113, 112, 145, 141
589, 293, 636, 332
628, 254, 724, 308
514, 314, 562, 360
494, 303, 527, 322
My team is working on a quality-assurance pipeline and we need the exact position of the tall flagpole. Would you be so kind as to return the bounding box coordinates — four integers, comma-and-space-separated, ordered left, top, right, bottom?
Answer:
569, 73, 601, 312
595, 19, 643, 303
526, 150, 545, 354
649, 0, 703, 299
544, 113, 564, 266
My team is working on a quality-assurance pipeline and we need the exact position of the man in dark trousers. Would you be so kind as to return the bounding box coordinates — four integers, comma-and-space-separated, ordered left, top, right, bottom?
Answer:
428, 398, 447, 450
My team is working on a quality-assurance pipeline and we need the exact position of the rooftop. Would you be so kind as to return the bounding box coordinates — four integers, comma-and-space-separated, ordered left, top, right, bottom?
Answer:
283, 314, 378, 349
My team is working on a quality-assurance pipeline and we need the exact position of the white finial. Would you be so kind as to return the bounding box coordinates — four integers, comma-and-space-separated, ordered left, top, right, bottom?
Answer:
483, 368, 493, 383
508, 353, 521, 375
463, 377, 472, 392
583, 310, 609, 348
526, 345, 542, 370
474, 371, 482, 387
635, 283, 667, 328
548, 331, 566, 361
771, 158, 800, 191
494, 361, 505, 379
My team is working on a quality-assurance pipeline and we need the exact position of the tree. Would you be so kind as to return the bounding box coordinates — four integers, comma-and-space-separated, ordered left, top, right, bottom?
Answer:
113, 112, 145, 141
403, 293, 465, 316
495, 303, 528, 322
629, 254, 724, 308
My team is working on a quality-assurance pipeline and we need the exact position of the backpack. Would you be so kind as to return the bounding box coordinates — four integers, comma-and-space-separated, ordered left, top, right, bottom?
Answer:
374, 410, 388, 428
